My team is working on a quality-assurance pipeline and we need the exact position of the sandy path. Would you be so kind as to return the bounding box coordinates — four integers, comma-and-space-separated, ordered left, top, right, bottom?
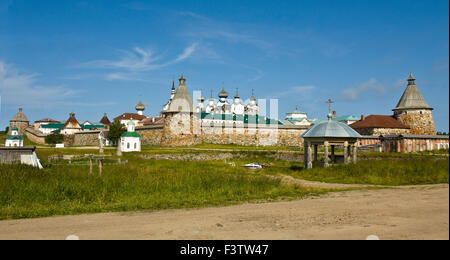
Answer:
0, 184, 448, 240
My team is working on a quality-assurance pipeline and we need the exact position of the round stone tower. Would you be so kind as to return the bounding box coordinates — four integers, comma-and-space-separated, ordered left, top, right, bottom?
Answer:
9, 106, 29, 135
392, 73, 436, 135
161, 75, 200, 146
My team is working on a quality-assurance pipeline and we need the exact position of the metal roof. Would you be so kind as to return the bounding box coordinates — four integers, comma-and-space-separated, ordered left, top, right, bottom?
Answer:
121, 132, 140, 138
6, 135, 24, 140
301, 115, 362, 138
393, 73, 431, 110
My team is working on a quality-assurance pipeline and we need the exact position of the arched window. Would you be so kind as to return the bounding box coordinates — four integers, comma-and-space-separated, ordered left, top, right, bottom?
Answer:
134, 143, 137, 149
127, 143, 130, 149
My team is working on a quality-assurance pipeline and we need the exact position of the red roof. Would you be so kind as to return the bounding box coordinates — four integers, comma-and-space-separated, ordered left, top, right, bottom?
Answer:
35, 118, 60, 123
349, 115, 410, 129
113, 113, 148, 121
100, 114, 112, 125
62, 113, 82, 129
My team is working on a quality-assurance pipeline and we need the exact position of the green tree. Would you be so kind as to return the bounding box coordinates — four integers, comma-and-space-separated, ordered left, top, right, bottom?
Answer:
108, 120, 126, 145
45, 132, 64, 144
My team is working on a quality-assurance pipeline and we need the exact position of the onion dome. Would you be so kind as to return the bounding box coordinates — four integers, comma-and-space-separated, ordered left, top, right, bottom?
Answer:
135, 101, 145, 111
127, 118, 135, 126
234, 89, 240, 99
250, 89, 256, 101
218, 88, 228, 98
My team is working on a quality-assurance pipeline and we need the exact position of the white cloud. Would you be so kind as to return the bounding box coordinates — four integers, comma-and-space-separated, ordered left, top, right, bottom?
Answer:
0, 61, 77, 107
78, 43, 198, 73
174, 43, 198, 63
340, 78, 386, 101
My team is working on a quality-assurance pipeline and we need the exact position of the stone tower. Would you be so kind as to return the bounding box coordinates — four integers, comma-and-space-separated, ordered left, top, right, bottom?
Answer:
9, 106, 29, 135
161, 75, 200, 146
393, 73, 436, 135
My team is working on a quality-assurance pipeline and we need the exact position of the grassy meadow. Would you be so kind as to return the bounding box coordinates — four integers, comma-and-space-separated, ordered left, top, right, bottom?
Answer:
0, 145, 448, 220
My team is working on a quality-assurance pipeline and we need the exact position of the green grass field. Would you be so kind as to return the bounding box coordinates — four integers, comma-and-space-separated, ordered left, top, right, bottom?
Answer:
263, 159, 449, 185
0, 145, 448, 220
0, 159, 328, 220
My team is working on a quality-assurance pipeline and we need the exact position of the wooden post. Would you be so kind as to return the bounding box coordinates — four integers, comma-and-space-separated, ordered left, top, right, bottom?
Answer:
98, 159, 103, 177
324, 141, 329, 167
89, 157, 93, 175
313, 144, 318, 163
344, 141, 349, 164
331, 145, 335, 163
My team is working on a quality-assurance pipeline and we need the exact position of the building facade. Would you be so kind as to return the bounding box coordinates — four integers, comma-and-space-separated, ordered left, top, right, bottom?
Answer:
120, 120, 141, 152
5, 126, 24, 147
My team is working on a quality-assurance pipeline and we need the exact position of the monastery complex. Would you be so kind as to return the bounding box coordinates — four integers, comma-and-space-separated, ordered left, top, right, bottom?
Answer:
5, 73, 449, 153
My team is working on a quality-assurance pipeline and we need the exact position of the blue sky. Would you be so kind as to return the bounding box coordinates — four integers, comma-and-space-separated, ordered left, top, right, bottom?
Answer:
0, 0, 448, 131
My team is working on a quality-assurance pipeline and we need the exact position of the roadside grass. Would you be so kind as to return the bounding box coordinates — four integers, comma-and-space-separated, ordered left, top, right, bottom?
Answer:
0, 158, 330, 220
262, 159, 449, 186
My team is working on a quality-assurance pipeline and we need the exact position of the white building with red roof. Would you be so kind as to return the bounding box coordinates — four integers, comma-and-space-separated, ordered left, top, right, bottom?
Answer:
114, 101, 150, 126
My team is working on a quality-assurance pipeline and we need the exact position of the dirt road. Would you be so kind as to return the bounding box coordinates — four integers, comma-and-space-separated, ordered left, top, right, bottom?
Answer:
0, 185, 448, 240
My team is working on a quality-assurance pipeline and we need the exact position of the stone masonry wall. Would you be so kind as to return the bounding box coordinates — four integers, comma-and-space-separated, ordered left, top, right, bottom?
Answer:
353, 127, 410, 136
136, 126, 164, 146
73, 131, 101, 146
49, 114, 307, 147
394, 109, 436, 135
24, 127, 46, 145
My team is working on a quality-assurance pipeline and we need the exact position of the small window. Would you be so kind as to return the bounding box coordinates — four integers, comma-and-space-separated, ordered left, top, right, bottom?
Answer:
134, 143, 137, 149
416, 144, 420, 152
127, 143, 130, 149
408, 144, 412, 153
423, 144, 427, 151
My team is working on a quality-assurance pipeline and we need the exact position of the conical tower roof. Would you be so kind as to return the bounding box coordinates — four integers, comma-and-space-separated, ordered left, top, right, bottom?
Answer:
393, 73, 432, 111
11, 107, 29, 122
165, 75, 193, 113
100, 113, 112, 125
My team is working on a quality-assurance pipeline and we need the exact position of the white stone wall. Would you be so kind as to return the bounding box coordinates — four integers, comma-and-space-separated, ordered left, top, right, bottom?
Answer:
5, 139, 23, 147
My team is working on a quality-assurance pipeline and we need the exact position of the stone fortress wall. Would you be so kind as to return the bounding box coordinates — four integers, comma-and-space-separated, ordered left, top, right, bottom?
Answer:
24, 128, 46, 145
394, 109, 436, 135
46, 121, 307, 147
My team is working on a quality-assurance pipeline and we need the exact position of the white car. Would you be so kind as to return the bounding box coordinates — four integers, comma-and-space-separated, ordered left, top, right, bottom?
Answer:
242, 162, 263, 169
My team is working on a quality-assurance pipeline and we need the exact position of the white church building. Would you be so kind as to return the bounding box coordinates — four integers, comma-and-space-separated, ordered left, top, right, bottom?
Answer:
120, 119, 141, 152
5, 126, 24, 147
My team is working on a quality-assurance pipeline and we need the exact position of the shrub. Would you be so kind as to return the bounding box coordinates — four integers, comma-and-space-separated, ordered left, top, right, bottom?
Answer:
45, 132, 64, 144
